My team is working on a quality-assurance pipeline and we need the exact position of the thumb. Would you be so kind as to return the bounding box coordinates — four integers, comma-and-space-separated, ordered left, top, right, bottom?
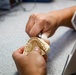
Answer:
33, 46, 41, 54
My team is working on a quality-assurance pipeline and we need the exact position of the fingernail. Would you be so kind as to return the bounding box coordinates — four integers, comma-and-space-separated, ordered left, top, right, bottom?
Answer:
34, 47, 39, 51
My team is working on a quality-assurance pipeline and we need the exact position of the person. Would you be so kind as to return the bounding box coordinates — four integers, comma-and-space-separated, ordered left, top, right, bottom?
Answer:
12, 6, 76, 75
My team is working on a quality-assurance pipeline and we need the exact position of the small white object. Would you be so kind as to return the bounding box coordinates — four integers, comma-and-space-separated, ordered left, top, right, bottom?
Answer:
41, 34, 48, 40
38, 33, 42, 38
38, 34, 50, 45
38, 34, 48, 39
71, 11, 76, 30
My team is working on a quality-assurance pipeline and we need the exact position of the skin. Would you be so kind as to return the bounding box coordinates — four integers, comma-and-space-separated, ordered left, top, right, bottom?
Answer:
13, 6, 76, 75
12, 46, 47, 75
26, 6, 76, 37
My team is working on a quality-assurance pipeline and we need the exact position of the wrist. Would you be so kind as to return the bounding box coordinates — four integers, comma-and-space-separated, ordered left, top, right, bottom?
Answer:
57, 6, 76, 28
57, 9, 72, 27
48, 10, 61, 28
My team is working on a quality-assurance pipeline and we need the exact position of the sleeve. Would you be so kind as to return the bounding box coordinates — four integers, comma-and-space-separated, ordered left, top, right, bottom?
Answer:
71, 11, 76, 30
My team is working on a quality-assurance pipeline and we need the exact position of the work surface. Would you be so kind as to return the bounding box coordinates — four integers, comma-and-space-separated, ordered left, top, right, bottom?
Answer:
0, 1, 76, 75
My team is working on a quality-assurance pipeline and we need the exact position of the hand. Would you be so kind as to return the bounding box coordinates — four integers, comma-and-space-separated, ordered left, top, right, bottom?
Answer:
12, 46, 47, 75
26, 11, 60, 37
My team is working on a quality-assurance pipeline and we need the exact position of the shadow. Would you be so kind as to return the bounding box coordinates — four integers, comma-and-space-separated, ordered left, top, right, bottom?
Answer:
0, 6, 19, 16
0, 10, 13, 21
47, 29, 76, 61
13, 72, 19, 75
22, 0, 53, 2
0, 10, 6, 21
0, 2, 31, 22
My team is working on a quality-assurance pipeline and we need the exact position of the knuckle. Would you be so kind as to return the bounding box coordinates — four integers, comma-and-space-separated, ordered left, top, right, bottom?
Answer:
29, 31, 36, 37
41, 18, 46, 23
29, 14, 34, 19
34, 13, 38, 17
38, 18, 46, 27
25, 28, 27, 33
29, 32, 33, 37
25, 28, 28, 34
12, 51, 16, 59
30, 13, 38, 18
39, 18, 46, 24
12, 53, 15, 59
30, 14, 33, 18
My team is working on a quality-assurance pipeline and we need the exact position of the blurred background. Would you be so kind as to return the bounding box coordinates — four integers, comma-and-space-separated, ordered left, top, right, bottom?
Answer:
0, 0, 52, 10
0, 0, 76, 75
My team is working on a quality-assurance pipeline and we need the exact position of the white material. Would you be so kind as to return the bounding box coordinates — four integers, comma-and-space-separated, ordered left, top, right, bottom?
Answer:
41, 34, 48, 39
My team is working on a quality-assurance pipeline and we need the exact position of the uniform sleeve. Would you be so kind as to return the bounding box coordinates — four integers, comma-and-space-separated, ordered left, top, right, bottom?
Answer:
71, 11, 76, 30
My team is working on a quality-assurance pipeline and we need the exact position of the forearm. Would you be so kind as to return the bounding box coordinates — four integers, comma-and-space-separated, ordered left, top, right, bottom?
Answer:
58, 6, 76, 29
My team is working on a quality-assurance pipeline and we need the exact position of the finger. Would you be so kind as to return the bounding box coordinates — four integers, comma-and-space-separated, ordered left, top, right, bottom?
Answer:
43, 55, 47, 62
33, 46, 41, 54
31, 47, 48, 62
28, 47, 41, 56
16, 46, 25, 54
29, 22, 44, 37
12, 46, 25, 59
42, 25, 57, 38
26, 15, 35, 34
26, 13, 38, 34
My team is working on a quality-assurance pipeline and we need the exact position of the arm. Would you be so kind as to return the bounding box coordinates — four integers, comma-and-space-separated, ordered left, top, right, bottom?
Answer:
26, 6, 76, 37
57, 6, 76, 28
